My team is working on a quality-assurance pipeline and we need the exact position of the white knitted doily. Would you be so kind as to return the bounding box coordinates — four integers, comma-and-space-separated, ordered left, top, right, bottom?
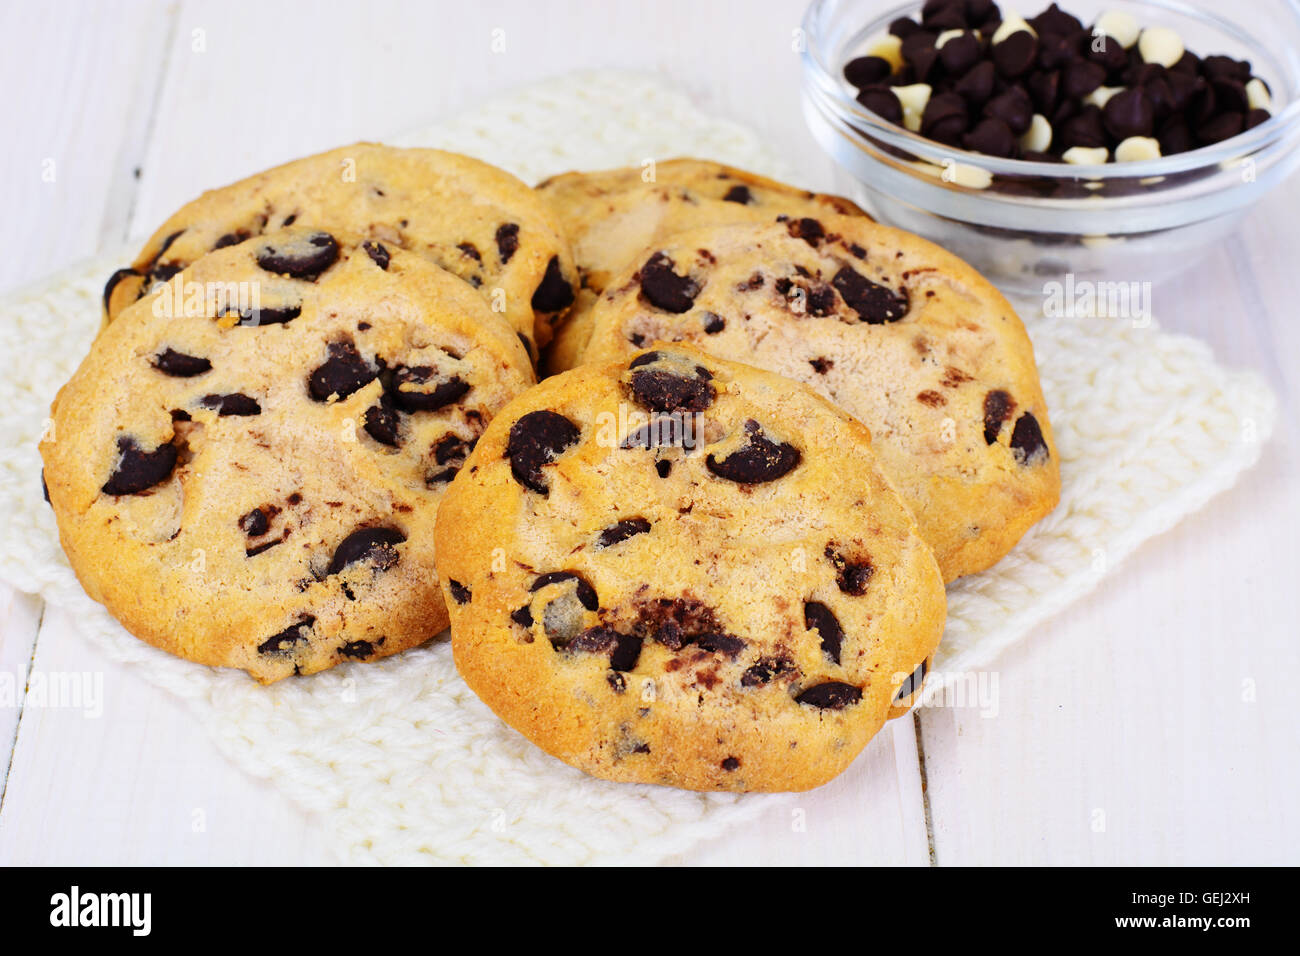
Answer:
0, 72, 1277, 865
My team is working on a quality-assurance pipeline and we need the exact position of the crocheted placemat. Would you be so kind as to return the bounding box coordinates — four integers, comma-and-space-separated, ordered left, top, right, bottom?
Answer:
0, 71, 1277, 864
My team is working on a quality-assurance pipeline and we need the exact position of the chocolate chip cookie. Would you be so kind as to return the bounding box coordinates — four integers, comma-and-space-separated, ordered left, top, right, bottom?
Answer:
436, 345, 945, 792
103, 144, 578, 356
45, 228, 534, 682
580, 217, 1060, 582
535, 159, 865, 374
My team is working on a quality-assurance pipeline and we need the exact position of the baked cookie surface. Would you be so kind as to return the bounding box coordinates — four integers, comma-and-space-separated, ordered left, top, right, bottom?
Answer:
44, 228, 534, 682
536, 158, 865, 373
581, 217, 1060, 581
436, 345, 945, 792
104, 144, 577, 353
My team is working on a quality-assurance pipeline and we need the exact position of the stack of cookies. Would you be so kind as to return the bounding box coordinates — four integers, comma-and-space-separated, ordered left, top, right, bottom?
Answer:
41, 145, 1059, 793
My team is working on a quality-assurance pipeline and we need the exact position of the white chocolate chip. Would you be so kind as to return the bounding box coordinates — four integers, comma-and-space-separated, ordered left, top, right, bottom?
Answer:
1063, 146, 1110, 165
1246, 78, 1273, 112
992, 11, 1037, 45
1114, 136, 1162, 162
948, 162, 993, 189
1138, 26, 1184, 68
894, 83, 933, 132
1084, 85, 1124, 109
1020, 114, 1053, 153
935, 29, 965, 49
864, 32, 904, 72
1094, 10, 1140, 49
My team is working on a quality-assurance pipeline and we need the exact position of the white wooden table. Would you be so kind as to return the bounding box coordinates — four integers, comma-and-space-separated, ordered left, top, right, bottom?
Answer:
1, 0, 1296, 866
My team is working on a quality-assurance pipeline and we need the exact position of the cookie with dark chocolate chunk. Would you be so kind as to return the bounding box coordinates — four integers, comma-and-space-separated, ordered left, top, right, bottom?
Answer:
582, 217, 1060, 583
41, 229, 533, 682
436, 342, 945, 792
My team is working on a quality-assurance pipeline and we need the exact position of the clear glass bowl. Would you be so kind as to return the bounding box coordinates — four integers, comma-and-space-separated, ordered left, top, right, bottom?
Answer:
802, 0, 1300, 292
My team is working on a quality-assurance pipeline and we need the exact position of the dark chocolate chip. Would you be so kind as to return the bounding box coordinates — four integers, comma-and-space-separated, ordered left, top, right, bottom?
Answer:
856, 85, 904, 124
983, 86, 1033, 135
955, 60, 997, 105
639, 252, 700, 313
1059, 104, 1107, 148
889, 16, 921, 38
257, 616, 314, 655
308, 341, 376, 402
101, 436, 177, 495
921, 0, 966, 31
844, 55, 892, 88
103, 268, 142, 314
212, 230, 250, 250
151, 348, 211, 377
901, 31, 941, 81
722, 183, 754, 204
255, 231, 339, 281
340, 640, 375, 660
327, 527, 406, 575
363, 395, 401, 446
810, 357, 833, 374
530, 256, 574, 312
983, 389, 1014, 444
448, 579, 472, 605
628, 366, 714, 413
1158, 118, 1195, 154
939, 32, 981, 75
1028, 2, 1081, 36
362, 240, 390, 270
239, 507, 269, 537
391, 366, 471, 412
621, 415, 692, 450
826, 544, 874, 595
896, 658, 930, 701
609, 633, 643, 672
702, 312, 725, 334
796, 681, 863, 709
1009, 411, 1049, 464
1198, 111, 1245, 145
832, 266, 909, 323
199, 392, 261, 416
245, 538, 283, 558
741, 655, 797, 687
1245, 108, 1272, 131
721, 757, 740, 772
706, 419, 801, 484
1103, 87, 1154, 140
237, 303, 302, 326
1086, 33, 1129, 74
1062, 59, 1106, 99
804, 601, 845, 665
963, 117, 1015, 157
458, 241, 482, 263
786, 217, 826, 246
921, 91, 970, 144
655, 459, 672, 478
506, 410, 580, 494
511, 604, 534, 629
1027, 69, 1061, 113
596, 518, 652, 549
495, 223, 520, 263
531, 571, 598, 612
993, 30, 1038, 79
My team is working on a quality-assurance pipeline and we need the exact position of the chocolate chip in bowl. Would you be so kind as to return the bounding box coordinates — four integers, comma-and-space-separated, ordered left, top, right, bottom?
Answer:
802, 0, 1300, 292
